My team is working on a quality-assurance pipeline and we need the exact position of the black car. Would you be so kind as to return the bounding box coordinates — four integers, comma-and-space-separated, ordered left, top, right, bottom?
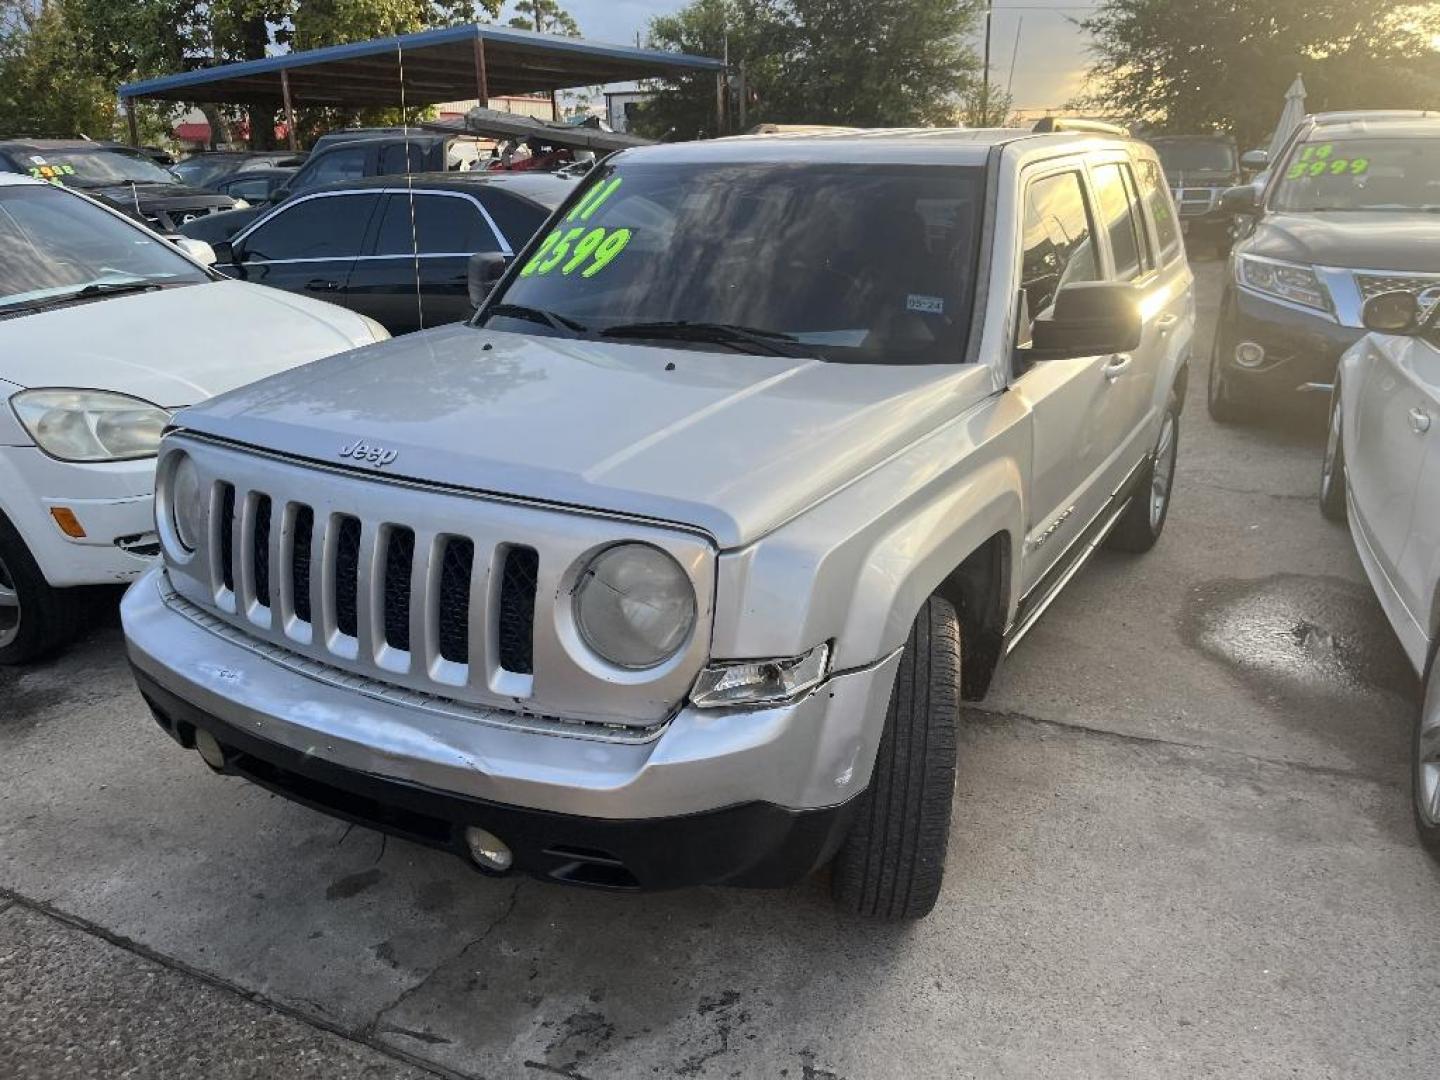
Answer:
1210, 111, 1440, 422
0, 139, 238, 232
204, 171, 574, 334
172, 151, 304, 189
176, 132, 485, 245
1148, 134, 1240, 256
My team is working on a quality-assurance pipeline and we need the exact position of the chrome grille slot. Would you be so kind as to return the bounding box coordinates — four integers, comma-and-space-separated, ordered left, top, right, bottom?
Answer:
167, 436, 716, 730
498, 545, 539, 675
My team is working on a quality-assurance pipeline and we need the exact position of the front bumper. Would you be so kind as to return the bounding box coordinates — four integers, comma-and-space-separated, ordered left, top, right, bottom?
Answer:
0, 446, 158, 587
1222, 288, 1364, 397
122, 567, 900, 885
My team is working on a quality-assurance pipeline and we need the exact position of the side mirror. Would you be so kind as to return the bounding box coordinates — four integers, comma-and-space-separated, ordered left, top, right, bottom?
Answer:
1030, 282, 1142, 358
210, 240, 234, 266
172, 237, 217, 266
1362, 290, 1422, 334
1218, 184, 1261, 215
1240, 149, 1269, 171
269, 186, 291, 204
468, 252, 511, 308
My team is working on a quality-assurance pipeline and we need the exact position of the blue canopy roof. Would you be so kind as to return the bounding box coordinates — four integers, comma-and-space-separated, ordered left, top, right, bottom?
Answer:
119, 24, 725, 108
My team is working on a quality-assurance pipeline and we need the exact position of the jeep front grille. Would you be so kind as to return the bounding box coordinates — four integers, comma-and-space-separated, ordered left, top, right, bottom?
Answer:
164, 437, 715, 729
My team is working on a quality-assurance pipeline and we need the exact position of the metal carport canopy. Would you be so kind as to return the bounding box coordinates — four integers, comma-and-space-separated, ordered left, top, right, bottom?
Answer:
117, 23, 727, 109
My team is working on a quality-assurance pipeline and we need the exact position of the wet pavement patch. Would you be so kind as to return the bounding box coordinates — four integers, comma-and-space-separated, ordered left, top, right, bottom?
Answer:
1183, 574, 1416, 699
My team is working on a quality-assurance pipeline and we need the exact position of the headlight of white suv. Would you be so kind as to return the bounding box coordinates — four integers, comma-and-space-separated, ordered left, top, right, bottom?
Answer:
10, 389, 170, 462
167, 451, 205, 553
1236, 255, 1332, 313
573, 543, 696, 669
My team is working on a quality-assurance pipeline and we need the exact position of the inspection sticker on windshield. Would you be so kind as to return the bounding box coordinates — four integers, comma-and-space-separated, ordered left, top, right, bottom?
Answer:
907, 294, 945, 315
521, 176, 633, 279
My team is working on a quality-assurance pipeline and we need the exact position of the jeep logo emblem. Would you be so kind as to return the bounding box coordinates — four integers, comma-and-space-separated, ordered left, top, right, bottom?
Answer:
338, 440, 398, 468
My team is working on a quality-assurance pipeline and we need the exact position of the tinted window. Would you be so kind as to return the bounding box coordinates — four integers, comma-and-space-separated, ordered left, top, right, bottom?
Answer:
0, 185, 207, 311
486, 161, 986, 366
297, 146, 368, 191
1273, 136, 1440, 212
1017, 170, 1099, 343
1150, 140, 1237, 174
478, 189, 551, 249
378, 143, 430, 176
221, 176, 274, 201
27, 148, 177, 187
1137, 158, 1181, 262
1091, 162, 1150, 281
373, 194, 499, 255
242, 194, 377, 261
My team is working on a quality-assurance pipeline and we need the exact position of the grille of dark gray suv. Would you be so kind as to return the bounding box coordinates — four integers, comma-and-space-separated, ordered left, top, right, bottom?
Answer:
218, 483, 538, 677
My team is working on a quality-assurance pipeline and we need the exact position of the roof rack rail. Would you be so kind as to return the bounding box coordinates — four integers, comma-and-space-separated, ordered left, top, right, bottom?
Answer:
1031, 117, 1130, 137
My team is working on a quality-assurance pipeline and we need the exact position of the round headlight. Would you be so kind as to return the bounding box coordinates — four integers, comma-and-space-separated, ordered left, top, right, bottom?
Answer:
573, 544, 695, 669
169, 453, 205, 553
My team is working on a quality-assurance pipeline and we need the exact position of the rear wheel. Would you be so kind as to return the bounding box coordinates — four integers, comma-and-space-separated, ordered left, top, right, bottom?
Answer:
1106, 393, 1180, 554
1413, 653, 1440, 858
0, 516, 84, 666
831, 596, 960, 920
1319, 385, 1348, 522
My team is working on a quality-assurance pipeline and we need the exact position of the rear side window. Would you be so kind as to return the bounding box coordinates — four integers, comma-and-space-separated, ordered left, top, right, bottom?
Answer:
478, 190, 551, 250
242, 194, 378, 261
1136, 158, 1182, 263
1091, 162, 1153, 281
297, 146, 368, 191
378, 142, 430, 176
372, 193, 500, 256
1017, 170, 1099, 343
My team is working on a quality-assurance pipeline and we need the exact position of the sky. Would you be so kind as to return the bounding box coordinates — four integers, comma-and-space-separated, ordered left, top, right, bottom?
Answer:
501, 1, 1097, 114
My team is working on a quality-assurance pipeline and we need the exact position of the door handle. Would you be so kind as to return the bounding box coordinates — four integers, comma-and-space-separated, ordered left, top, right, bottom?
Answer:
1155, 314, 1179, 335
1409, 407, 1432, 434
1102, 355, 1132, 382
305, 279, 339, 292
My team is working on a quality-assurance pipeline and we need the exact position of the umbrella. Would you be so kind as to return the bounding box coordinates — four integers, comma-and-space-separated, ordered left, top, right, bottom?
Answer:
1267, 74, 1307, 163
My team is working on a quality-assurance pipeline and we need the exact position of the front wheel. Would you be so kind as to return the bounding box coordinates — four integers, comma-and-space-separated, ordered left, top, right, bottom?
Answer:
1413, 654, 1440, 858
831, 595, 960, 920
1319, 385, 1348, 522
1207, 302, 1249, 424
1106, 393, 1180, 554
0, 516, 84, 666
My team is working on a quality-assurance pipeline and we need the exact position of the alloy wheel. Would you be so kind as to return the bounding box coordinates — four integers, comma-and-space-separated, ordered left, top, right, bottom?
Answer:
1418, 663, 1440, 828
1149, 413, 1177, 530
0, 551, 19, 650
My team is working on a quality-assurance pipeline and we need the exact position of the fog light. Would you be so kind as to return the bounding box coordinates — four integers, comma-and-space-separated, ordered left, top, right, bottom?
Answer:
464, 826, 513, 873
1234, 341, 1266, 368
194, 728, 226, 770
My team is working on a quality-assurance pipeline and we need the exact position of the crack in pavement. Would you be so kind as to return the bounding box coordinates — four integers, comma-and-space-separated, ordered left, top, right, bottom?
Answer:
358, 877, 526, 1044
968, 706, 1399, 786
0, 885, 469, 1080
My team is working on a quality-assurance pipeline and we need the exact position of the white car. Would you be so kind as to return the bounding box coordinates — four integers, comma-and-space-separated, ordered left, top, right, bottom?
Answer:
1320, 289, 1440, 854
0, 174, 389, 664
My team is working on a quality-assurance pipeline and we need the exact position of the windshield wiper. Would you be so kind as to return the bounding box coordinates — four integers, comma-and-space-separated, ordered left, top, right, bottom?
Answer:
600, 321, 819, 358
71, 280, 164, 299
484, 302, 589, 335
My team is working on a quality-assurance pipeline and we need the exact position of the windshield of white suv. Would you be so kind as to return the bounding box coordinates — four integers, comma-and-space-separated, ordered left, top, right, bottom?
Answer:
24, 148, 179, 187
0, 185, 210, 312
1272, 136, 1440, 211
481, 160, 986, 364
1151, 140, 1236, 174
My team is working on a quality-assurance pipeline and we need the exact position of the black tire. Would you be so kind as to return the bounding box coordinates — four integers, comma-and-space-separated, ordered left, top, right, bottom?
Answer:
1207, 303, 1249, 424
1413, 652, 1440, 859
831, 595, 960, 920
1106, 393, 1180, 554
0, 514, 84, 666
1319, 384, 1348, 522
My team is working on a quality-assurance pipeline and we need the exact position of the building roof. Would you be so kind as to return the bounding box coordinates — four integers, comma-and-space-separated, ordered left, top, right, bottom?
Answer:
118, 24, 726, 109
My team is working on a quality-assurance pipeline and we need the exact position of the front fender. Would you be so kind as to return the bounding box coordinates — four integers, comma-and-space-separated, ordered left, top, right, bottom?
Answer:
710, 388, 1028, 672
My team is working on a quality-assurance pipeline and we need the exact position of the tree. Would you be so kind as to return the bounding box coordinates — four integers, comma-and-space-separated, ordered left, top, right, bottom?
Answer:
508, 0, 579, 36
1076, 0, 1440, 150
958, 81, 1012, 127
630, 0, 983, 141
0, 0, 117, 139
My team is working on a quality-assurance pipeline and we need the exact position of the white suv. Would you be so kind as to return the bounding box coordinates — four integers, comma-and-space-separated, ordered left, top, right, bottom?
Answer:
122, 128, 1194, 917
0, 174, 389, 663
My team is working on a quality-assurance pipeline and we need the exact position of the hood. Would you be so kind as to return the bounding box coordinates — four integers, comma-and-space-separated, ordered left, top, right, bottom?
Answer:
175, 324, 997, 547
83, 181, 234, 210
1244, 211, 1440, 271
0, 281, 377, 407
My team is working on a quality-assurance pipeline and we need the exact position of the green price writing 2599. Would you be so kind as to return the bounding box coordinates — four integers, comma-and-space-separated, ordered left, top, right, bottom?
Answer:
521, 175, 633, 279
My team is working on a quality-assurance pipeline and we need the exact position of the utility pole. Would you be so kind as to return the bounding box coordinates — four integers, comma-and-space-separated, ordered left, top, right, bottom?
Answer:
981, 0, 993, 124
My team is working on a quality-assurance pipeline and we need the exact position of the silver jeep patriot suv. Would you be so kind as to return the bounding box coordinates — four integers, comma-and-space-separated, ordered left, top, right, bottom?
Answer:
122, 127, 1194, 919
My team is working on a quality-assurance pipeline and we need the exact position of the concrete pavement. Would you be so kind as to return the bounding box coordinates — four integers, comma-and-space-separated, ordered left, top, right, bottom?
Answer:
2, 260, 1438, 1079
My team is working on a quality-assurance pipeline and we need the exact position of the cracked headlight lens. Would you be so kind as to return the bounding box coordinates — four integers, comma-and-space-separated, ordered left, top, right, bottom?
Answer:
573, 543, 695, 669
691, 643, 831, 708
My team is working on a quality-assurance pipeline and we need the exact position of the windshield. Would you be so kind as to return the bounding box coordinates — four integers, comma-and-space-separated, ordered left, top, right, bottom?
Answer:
481, 159, 986, 365
0, 185, 209, 311
26, 148, 179, 187
1272, 137, 1440, 212
172, 156, 243, 187
1151, 140, 1237, 175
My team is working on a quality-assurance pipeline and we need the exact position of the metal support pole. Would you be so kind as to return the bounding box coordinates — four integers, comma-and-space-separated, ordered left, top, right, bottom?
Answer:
280, 69, 297, 151
738, 60, 748, 131
125, 99, 139, 146
551, 89, 560, 121
473, 34, 489, 107
715, 72, 725, 137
